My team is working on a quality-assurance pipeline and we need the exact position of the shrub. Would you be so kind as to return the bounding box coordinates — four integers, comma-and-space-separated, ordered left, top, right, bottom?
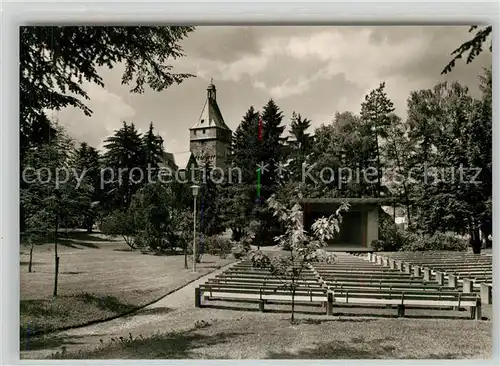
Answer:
231, 243, 249, 260
378, 210, 412, 251
100, 210, 139, 249
401, 232, 468, 252
204, 235, 233, 259
132, 232, 147, 249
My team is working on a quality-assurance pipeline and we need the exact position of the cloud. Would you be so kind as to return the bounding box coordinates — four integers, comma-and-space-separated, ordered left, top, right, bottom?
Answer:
181, 26, 261, 63
54, 26, 491, 157
266, 72, 323, 99
58, 82, 136, 150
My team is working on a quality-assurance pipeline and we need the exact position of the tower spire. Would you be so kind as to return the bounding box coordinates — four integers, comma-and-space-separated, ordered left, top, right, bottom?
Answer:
207, 79, 216, 101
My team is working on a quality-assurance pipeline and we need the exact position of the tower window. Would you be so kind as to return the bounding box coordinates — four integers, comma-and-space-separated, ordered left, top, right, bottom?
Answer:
201, 119, 204, 124
202, 129, 206, 134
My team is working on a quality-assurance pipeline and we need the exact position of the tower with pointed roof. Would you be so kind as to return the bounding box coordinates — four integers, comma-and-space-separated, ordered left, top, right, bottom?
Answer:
189, 81, 232, 170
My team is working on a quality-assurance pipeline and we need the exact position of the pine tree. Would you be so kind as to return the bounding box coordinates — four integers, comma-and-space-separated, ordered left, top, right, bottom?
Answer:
360, 82, 395, 197
230, 106, 260, 183
199, 156, 224, 238
260, 99, 286, 192
226, 107, 261, 238
73, 142, 102, 231
102, 122, 145, 208
287, 111, 313, 179
290, 111, 313, 153
141, 122, 165, 176
256, 99, 286, 244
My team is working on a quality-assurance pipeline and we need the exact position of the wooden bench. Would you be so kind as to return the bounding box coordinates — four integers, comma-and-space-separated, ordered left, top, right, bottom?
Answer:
330, 290, 481, 319
195, 257, 485, 319
196, 284, 330, 313
373, 253, 492, 290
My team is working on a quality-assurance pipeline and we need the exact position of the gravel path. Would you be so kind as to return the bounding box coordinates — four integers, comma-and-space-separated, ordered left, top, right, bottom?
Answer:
21, 261, 241, 359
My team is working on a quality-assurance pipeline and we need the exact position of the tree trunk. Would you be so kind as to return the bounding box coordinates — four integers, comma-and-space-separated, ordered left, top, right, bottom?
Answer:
86, 216, 94, 233
469, 218, 482, 254
291, 286, 296, 323
53, 215, 60, 298
184, 243, 188, 269
480, 223, 491, 249
28, 241, 34, 273
232, 228, 243, 242
373, 125, 382, 198
392, 138, 411, 226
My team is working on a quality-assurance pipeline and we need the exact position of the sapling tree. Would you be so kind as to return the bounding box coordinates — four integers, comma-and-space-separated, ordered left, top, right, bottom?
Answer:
250, 193, 349, 322
100, 209, 141, 249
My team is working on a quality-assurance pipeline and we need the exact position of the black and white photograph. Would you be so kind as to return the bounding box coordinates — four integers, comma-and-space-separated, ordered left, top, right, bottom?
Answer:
18, 24, 492, 360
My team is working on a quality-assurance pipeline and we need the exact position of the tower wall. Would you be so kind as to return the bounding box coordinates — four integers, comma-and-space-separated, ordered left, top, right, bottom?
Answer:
190, 137, 231, 170
189, 81, 232, 170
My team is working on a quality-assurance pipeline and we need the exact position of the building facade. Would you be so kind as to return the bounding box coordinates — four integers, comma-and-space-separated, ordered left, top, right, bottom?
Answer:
301, 198, 396, 252
189, 81, 232, 170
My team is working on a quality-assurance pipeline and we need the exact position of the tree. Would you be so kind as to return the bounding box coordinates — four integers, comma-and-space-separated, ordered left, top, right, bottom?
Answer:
198, 157, 225, 238
475, 68, 492, 246
289, 112, 313, 153
404, 78, 491, 253
442, 26, 492, 74
100, 208, 142, 249
360, 82, 395, 197
383, 114, 413, 226
73, 142, 102, 231
227, 106, 263, 239
141, 122, 165, 175
129, 183, 171, 251
287, 112, 314, 179
21, 127, 91, 296
20, 26, 195, 152
164, 180, 194, 268
102, 122, 145, 208
255, 100, 287, 245
250, 190, 349, 322
260, 99, 286, 191
219, 184, 254, 241
308, 112, 378, 198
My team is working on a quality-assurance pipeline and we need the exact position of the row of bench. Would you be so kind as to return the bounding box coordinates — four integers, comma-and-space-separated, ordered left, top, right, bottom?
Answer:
367, 252, 493, 306
194, 253, 484, 319
371, 251, 492, 283
195, 261, 328, 312
312, 254, 481, 318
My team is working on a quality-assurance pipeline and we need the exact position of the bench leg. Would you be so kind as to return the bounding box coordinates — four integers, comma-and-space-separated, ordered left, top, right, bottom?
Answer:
448, 275, 457, 289
423, 268, 431, 282
195, 287, 202, 308
435, 271, 444, 286
470, 306, 476, 320
397, 304, 405, 318
326, 293, 334, 315
259, 300, 265, 312
472, 300, 482, 320
480, 283, 492, 305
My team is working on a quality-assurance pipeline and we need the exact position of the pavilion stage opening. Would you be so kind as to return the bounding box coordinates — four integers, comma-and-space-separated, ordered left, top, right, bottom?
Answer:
301, 198, 397, 252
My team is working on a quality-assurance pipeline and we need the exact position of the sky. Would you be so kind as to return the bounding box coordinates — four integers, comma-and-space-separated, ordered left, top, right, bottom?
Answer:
56, 26, 492, 167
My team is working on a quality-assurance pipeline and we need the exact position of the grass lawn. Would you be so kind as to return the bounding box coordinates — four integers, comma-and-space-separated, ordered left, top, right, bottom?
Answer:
20, 232, 235, 338
49, 313, 492, 359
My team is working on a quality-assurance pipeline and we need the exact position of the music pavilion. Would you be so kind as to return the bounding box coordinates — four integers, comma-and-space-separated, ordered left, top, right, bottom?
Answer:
301, 197, 397, 252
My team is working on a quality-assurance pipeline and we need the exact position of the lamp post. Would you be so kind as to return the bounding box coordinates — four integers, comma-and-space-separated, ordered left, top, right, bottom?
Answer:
190, 184, 200, 272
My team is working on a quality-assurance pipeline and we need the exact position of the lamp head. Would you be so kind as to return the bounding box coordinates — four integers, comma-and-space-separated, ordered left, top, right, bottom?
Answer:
190, 184, 200, 197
